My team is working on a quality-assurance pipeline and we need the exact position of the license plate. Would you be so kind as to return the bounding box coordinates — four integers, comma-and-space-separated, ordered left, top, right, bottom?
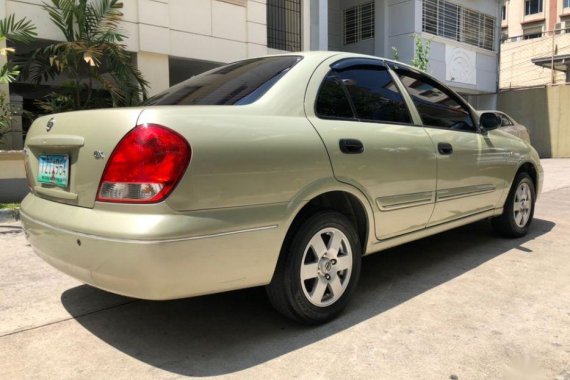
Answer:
37, 154, 70, 187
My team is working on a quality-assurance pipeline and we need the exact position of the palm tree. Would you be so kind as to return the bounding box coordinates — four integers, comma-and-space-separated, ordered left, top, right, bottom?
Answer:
0, 15, 36, 142
0, 14, 36, 84
21, 0, 148, 111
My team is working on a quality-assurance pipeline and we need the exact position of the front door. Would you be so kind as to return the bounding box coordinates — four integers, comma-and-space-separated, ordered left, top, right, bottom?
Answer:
394, 68, 506, 226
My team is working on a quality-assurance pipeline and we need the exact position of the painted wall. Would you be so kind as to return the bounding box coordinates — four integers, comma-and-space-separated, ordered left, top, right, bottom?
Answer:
6, 0, 270, 62
498, 85, 570, 158
4, 0, 278, 96
500, 33, 570, 89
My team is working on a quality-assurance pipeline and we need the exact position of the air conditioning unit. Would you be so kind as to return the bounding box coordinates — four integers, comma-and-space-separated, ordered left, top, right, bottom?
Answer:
555, 21, 570, 34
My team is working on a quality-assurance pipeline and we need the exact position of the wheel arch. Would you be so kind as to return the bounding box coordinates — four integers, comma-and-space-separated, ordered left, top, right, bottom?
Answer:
515, 161, 538, 190
281, 184, 376, 258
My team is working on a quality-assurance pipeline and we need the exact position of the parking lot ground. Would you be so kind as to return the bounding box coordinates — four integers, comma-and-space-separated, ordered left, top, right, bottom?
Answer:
1, 159, 569, 380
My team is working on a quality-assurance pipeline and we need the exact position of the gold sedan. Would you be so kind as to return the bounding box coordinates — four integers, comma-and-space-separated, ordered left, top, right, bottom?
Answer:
20, 52, 543, 324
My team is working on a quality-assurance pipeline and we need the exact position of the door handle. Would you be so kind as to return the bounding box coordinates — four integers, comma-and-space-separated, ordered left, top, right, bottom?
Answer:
438, 142, 453, 155
339, 139, 364, 154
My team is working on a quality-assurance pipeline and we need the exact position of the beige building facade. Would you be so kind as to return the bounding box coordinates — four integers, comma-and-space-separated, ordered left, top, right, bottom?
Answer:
500, 0, 570, 88
1, 0, 312, 96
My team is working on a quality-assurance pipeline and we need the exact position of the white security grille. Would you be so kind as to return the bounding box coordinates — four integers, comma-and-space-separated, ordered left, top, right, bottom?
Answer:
344, 2, 375, 45
422, 0, 496, 51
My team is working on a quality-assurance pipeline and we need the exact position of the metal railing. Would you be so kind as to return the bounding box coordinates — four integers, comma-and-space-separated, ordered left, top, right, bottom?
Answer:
422, 0, 496, 51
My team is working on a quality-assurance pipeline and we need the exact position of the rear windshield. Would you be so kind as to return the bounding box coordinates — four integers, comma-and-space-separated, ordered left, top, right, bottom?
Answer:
145, 56, 302, 106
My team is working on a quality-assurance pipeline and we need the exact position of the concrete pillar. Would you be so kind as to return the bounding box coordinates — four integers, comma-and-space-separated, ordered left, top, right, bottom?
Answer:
310, 0, 328, 50
136, 51, 170, 96
303, 0, 311, 50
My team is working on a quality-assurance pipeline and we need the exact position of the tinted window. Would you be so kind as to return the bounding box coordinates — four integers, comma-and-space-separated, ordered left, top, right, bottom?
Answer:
145, 56, 302, 106
397, 71, 475, 131
316, 73, 355, 119
338, 68, 412, 124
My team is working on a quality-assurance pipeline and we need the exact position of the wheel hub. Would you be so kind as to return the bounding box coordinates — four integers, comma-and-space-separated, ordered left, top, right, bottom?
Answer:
318, 257, 333, 275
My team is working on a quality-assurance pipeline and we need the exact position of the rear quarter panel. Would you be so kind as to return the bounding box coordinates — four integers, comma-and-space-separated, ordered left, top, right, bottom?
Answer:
138, 107, 334, 211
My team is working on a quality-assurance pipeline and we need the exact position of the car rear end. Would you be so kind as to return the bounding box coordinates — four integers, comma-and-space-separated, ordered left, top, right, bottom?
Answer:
20, 53, 335, 300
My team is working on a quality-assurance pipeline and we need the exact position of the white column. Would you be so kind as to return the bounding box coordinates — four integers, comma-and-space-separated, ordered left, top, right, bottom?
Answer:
310, 0, 328, 50
136, 52, 170, 97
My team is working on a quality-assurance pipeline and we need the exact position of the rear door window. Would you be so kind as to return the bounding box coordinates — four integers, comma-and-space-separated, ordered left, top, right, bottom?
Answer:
316, 63, 412, 124
315, 72, 356, 120
338, 68, 412, 124
145, 56, 302, 106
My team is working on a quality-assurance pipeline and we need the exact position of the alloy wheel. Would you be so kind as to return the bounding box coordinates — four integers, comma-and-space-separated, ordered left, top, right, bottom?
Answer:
300, 227, 353, 307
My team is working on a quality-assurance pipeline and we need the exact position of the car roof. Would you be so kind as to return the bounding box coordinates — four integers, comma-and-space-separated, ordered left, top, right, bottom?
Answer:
262, 50, 423, 74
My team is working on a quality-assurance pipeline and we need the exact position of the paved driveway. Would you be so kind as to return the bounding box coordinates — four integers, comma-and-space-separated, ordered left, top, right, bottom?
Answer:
1, 160, 569, 379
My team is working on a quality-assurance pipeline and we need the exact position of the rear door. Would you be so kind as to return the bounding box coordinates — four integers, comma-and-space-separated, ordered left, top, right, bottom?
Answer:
305, 58, 437, 240
393, 68, 507, 226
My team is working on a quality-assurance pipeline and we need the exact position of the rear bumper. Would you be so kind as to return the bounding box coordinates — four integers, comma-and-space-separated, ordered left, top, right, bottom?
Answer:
20, 195, 284, 300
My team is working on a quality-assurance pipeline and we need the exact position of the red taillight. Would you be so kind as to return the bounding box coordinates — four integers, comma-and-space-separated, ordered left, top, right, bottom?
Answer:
96, 124, 191, 203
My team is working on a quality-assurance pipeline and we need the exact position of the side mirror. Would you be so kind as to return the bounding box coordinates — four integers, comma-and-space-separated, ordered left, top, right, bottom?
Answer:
480, 112, 501, 132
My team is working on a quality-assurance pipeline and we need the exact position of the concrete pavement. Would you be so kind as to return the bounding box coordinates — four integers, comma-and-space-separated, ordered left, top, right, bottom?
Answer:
1, 159, 569, 379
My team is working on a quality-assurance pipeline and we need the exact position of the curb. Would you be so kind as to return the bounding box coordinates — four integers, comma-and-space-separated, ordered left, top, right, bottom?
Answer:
0, 208, 20, 223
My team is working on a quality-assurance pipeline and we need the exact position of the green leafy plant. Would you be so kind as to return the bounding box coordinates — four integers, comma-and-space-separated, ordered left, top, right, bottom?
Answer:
0, 14, 37, 84
410, 33, 431, 72
0, 15, 36, 141
0, 202, 21, 221
21, 0, 148, 111
390, 34, 431, 72
391, 46, 400, 61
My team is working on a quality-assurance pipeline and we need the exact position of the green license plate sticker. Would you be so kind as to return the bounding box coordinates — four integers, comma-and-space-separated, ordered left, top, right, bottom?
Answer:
37, 154, 70, 187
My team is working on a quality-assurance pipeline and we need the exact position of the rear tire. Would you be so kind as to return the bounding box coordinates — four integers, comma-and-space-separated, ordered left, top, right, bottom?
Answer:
266, 210, 361, 324
492, 172, 535, 238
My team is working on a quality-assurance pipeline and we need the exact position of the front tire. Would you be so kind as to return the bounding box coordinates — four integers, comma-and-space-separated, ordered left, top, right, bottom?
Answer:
266, 211, 362, 324
492, 172, 536, 238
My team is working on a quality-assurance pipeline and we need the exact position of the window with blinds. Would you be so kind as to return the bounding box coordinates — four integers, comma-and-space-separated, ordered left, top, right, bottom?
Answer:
267, 0, 302, 52
344, 2, 375, 45
422, 0, 496, 51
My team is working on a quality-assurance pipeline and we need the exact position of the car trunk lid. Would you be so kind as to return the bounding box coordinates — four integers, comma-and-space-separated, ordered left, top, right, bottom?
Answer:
25, 108, 144, 208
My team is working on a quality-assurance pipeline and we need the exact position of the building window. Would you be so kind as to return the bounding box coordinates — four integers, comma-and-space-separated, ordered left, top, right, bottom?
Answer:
523, 25, 544, 39
524, 0, 543, 15
565, 0, 570, 8
267, 0, 302, 52
344, 2, 375, 45
501, 5, 506, 20
422, 0, 497, 51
